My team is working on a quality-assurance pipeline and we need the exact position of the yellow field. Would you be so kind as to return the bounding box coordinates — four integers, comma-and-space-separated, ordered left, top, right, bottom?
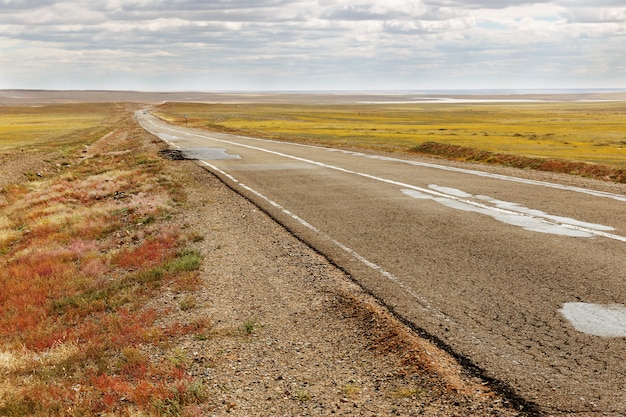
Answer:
0, 103, 123, 152
155, 102, 626, 169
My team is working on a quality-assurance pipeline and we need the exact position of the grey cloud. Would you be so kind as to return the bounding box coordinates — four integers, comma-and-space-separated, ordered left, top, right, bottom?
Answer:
324, 5, 404, 21
96, 0, 295, 14
556, 0, 625, 6
0, 0, 57, 9
1, 0, 302, 25
559, 7, 626, 23
383, 19, 459, 35
0, 0, 624, 90
423, 0, 551, 9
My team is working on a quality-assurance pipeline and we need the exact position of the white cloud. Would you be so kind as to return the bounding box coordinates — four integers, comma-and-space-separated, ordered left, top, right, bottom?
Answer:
0, 0, 624, 90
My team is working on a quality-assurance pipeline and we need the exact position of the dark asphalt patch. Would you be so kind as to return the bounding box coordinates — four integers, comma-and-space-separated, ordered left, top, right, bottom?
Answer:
158, 148, 240, 161
158, 149, 189, 160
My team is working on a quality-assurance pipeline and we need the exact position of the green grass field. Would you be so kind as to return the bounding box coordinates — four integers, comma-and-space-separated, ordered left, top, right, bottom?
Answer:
0, 103, 123, 152
155, 101, 626, 181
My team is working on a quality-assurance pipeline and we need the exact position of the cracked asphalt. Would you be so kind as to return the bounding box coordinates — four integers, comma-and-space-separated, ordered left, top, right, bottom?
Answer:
139, 111, 626, 416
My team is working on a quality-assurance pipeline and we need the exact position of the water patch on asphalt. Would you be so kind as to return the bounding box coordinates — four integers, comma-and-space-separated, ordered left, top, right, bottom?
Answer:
158, 133, 180, 142
476, 196, 615, 232
560, 303, 626, 337
428, 185, 473, 198
436, 198, 594, 237
180, 148, 240, 160
229, 162, 316, 171
401, 186, 615, 238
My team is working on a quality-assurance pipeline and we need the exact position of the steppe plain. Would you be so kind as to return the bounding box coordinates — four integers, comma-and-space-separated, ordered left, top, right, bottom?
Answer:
1, 90, 625, 416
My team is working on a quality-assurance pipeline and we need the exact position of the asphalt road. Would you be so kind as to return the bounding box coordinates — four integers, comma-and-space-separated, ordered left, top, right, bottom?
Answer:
137, 111, 626, 416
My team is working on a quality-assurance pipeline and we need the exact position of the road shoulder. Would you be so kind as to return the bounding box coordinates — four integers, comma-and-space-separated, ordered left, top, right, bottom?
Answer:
156, 152, 526, 415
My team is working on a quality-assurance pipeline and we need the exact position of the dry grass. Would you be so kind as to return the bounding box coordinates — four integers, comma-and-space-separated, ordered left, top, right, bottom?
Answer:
0, 106, 208, 416
0, 103, 123, 153
154, 101, 626, 182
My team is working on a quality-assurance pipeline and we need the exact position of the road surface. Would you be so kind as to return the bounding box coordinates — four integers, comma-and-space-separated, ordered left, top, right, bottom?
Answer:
137, 111, 626, 415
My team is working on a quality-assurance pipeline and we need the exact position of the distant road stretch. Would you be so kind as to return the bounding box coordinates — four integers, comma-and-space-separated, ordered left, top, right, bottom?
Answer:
138, 111, 626, 416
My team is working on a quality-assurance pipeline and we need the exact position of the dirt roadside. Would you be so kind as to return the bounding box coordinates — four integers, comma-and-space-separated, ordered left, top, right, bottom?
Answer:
2, 126, 529, 416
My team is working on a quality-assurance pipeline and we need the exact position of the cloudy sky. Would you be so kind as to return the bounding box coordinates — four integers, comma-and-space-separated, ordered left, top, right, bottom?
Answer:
1, 0, 625, 91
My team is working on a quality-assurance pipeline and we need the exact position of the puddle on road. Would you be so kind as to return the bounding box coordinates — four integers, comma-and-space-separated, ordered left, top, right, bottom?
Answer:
560, 303, 626, 337
428, 184, 473, 198
402, 186, 614, 238
476, 195, 615, 232
158, 147, 240, 161
181, 148, 240, 160
158, 133, 180, 142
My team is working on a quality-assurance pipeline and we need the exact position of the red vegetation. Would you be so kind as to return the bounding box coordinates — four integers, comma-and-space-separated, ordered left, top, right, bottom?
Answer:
411, 141, 626, 183
114, 230, 179, 269
0, 119, 207, 415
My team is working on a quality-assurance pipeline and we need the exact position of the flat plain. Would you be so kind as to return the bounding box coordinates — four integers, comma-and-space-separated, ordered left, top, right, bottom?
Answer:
2, 90, 626, 415
0, 99, 525, 416
154, 101, 626, 182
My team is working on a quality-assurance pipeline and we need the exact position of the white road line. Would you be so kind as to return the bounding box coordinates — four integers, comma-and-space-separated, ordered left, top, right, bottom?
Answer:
142, 116, 626, 243
342, 150, 626, 203
141, 113, 453, 321
198, 159, 452, 322
142, 112, 626, 203
234, 135, 626, 203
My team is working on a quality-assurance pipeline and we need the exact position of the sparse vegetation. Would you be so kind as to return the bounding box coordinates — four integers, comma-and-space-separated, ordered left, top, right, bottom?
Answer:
179, 295, 198, 311
154, 101, 626, 183
295, 390, 312, 402
0, 105, 208, 416
392, 387, 426, 399
0, 103, 123, 153
411, 141, 626, 182
242, 320, 261, 336
0, 99, 582, 415
340, 382, 361, 399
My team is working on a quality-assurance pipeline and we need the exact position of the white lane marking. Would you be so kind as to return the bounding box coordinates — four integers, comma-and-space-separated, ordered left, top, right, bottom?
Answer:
475, 195, 615, 232
140, 115, 626, 242
339, 150, 626, 203
198, 160, 320, 233
140, 113, 626, 203
199, 159, 452, 323
404, 186, 623, 239
560, 303, 626, 337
